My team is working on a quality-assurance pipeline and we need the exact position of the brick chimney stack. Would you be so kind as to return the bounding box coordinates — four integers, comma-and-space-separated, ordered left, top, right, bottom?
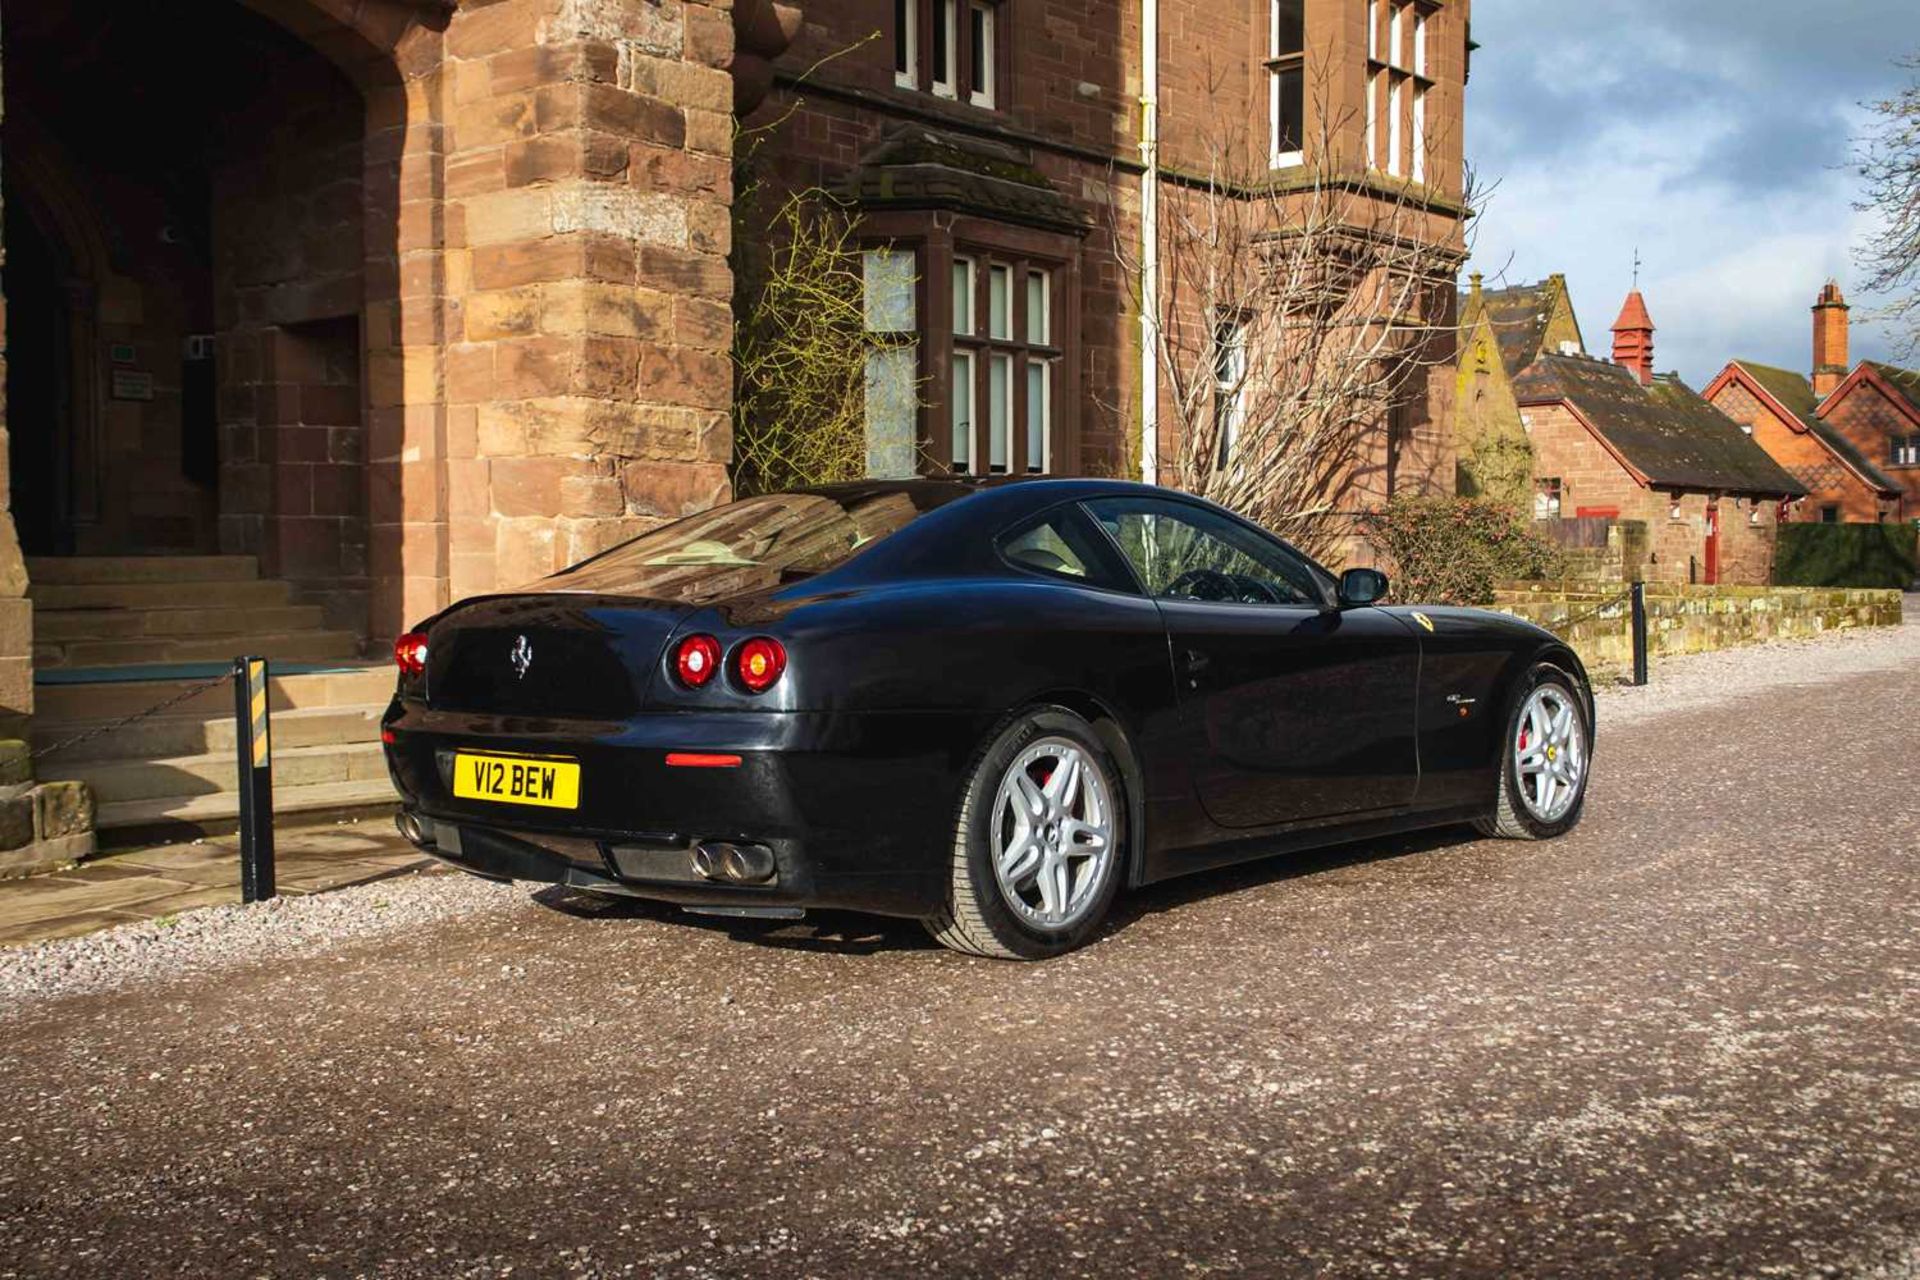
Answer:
1811, 279, 1850, 399
1611, 290, 1655, 387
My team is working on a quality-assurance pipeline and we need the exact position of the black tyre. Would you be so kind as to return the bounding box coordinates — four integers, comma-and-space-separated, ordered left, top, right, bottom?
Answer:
1475, 663, 1592, 841
923, 707, 1128, 960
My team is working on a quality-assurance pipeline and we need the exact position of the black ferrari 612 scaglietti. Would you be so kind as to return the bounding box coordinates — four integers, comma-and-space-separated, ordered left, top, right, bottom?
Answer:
383, 479, 1594, 959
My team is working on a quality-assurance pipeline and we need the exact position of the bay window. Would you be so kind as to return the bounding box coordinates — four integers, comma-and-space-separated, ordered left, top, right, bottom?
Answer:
857, 216, 1078, 480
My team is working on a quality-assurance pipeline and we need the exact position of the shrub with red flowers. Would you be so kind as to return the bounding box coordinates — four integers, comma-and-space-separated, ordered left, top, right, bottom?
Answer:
1357, 497, 1564, 605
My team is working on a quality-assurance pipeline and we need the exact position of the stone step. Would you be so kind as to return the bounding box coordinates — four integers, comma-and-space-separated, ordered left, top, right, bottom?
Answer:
41, 741, 391, 805
24, 555, 261, 585
32, 604, 330, 643
31, 705, 384, 765
29, 578, 296, 612
96, 778, 400, 843
35, 630, 363, 670
34, 664, 395, 723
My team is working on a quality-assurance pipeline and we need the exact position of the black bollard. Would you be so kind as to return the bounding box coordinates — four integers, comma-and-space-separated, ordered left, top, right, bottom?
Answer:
1629, 582, 1649, 687
233, 655, 277, 902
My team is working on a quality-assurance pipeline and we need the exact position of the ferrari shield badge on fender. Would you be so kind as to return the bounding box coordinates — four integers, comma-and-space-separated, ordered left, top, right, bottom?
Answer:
1411, 611, 1435, 633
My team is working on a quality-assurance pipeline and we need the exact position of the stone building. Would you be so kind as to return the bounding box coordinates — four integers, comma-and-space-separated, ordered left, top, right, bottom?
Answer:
0, 0, 747, 863
1512, 292, 1806, 586
0, 0, 1471, 861
1454, 272, 1583, 505
743, 0, 1472, 509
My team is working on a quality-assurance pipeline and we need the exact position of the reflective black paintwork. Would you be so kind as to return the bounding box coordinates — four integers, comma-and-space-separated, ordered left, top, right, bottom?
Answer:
382, 479, 1593, 918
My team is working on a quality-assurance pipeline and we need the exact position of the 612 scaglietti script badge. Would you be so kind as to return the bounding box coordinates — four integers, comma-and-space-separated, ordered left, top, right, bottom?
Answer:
509, 633, 533, 680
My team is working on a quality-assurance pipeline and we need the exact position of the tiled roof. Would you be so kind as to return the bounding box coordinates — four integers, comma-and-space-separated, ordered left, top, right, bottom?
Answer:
1863, 360, 1920, 420
1734, 360, 1820, 423
1470, 281, 1561, 379
1515, 354, 1809, 498
1732, 360, 1902, 495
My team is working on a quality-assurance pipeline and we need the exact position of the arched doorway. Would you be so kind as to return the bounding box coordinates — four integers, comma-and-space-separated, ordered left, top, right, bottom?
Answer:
2, 0, 373, 634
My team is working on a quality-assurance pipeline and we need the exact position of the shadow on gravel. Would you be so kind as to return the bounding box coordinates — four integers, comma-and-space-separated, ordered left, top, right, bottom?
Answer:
523, 824, 1487, 959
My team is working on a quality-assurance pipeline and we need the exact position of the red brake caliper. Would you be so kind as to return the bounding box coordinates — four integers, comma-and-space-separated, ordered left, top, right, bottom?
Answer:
1517, 724, 1530, 752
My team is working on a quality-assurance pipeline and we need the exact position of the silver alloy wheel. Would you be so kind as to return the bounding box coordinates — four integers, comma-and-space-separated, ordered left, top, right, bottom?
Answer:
990, 736, 1115, 930
1513, 684, 1587, 823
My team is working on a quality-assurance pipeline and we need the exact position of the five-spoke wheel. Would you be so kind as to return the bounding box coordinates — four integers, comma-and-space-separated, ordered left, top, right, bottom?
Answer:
1477, 664, 1592, 840
925, 708, 1128, 959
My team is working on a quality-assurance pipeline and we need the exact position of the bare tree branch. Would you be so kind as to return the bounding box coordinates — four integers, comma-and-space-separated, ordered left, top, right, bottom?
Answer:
1854, 52, 1920, 358
1110, 64, 1472, 561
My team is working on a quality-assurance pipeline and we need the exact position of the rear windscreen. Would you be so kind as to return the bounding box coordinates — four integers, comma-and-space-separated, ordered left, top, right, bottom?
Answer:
538, 488, 946, 602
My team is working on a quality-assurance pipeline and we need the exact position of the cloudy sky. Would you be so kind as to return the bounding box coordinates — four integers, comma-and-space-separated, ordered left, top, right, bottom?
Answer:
1466, 0, 1914, 388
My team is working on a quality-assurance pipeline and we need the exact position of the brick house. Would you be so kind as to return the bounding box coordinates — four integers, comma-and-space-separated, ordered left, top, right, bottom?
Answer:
1701, 358, 1903, 526
1725, 282, 1920, 524
1455, 272, 1583, 503
1511, 291, 1806, 586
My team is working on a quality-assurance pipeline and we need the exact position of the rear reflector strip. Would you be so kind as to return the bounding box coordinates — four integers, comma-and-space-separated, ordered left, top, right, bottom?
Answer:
665, 752, 743, 769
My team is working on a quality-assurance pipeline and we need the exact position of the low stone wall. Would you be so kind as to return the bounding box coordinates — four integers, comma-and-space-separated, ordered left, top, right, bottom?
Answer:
1493, 582, 1904, 674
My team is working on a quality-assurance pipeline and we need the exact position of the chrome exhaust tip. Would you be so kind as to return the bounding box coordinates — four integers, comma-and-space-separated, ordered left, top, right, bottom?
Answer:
395, 809, 434, 849
691, 842, 776, 885
690, 843, 724, 880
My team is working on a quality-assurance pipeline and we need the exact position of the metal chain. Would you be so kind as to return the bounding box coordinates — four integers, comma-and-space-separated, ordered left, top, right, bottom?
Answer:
30, 670, 235, 764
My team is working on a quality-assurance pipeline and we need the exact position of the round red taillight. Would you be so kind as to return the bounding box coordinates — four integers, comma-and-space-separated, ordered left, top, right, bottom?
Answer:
393, 631, 429, 679
734, 637, 787, 694
675, 634, 722, 688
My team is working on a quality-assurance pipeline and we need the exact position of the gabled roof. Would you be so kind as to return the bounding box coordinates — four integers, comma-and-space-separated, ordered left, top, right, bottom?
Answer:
1734, 360, 1821, 423
1725, 360, 1902, 496
1515, 354, 1808, 498
1463, 278, 1580, 379
1860, 360, 1920, 420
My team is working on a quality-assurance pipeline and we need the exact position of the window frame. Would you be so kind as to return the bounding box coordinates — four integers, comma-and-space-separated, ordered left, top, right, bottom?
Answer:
858, 212, 1082, 481
951, 249, 1064, 477
1891, 435, 1920, 467
894, 0, 918, 88
1081, 494, 1338, 611
1266, 0, 1307, 169
1367, 0, 1438, 178
894, 0, 1002, 110
1212, 311, 1249, 466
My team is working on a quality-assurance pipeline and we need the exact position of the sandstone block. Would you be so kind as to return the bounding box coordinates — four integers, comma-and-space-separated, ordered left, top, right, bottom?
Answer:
561, 474, 626, 518
0, 794, 34, 852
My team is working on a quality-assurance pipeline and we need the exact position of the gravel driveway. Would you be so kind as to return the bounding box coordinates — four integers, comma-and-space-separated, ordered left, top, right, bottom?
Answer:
1, 610, 1914, 1278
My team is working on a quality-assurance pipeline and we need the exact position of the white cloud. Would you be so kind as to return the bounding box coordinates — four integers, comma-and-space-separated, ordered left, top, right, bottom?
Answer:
1467, 0, 1913, 384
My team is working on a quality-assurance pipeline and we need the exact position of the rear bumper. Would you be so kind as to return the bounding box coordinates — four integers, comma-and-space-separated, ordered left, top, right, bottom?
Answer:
383, 701, 995, 918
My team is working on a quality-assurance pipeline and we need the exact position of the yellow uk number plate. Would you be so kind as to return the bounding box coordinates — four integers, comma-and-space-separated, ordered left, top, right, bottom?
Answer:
452, 752, 581, 809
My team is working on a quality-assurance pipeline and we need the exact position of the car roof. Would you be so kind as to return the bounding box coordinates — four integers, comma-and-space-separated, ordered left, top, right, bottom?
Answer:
795, 476, 1161, 508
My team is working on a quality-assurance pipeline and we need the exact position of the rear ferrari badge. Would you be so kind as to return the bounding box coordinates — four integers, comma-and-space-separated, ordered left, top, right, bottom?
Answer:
1411, 611, 1435, 632
509, 633, 533, 679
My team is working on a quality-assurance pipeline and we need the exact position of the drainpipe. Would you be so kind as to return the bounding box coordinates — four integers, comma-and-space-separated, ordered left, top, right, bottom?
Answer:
1138, 0, 1159, 485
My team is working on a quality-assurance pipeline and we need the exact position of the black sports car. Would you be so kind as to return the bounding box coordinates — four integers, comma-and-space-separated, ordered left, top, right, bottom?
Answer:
383, 479, 1594, 959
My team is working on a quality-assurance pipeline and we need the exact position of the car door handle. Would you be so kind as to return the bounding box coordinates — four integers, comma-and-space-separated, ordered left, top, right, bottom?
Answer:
1181, 648, 1211, 672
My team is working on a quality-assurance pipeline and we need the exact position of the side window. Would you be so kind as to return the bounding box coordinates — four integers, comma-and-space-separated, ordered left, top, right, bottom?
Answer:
1084, 497, 1329, 607
997, 508, 1133, 591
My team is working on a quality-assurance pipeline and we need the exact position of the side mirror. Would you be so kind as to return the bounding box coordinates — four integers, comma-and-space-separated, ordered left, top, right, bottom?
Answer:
1337, 567, 1389, 608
